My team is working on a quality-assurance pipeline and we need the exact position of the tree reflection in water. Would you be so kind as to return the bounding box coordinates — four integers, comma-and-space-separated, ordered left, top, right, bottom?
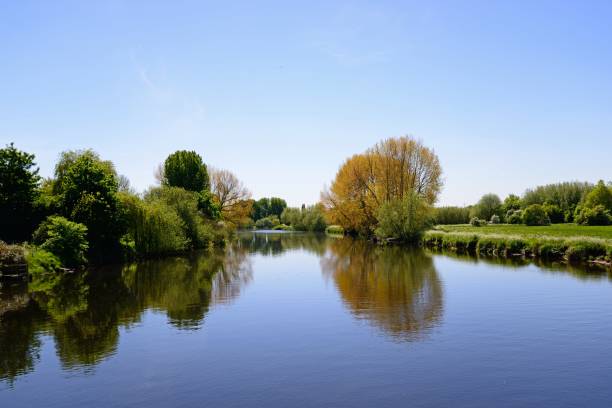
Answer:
0, 246, 251, 384
321, 238, 444, 342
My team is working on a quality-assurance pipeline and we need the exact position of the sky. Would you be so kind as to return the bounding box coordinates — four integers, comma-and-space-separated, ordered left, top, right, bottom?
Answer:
1, 0, 611, 207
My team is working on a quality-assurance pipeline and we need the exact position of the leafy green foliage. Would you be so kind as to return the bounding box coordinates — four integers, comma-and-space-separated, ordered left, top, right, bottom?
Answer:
490, 215, 501, 224
507, 210, 523, 224
25, 246, 62, 274
197, 190, 221, 220
32, 216, 88, 268
575, 205, 612, 226
375, 194, 431, 243
471, 194, 502, 221
54, 151, 125, 260
435, 223, 612, 240
542, 203, 564, 224
432, 206, 471, 225
119, 192, 189, 256
325, 225, 345, 235
251, 197, 287, 221
254, 215, 280, 229
163, 150, 209, 192
423, 230, 612, 264
522, 181, 593, 222
280, 205, 327, 232
470, 217, 485, 227
522, 204, 551, 226
145, 186, 214, 248
582, 180, 612, 210
0, 143, 41, 242
501, 194, 522, 215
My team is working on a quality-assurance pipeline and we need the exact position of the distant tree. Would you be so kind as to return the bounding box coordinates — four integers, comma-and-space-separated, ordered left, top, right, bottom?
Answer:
575, 205, 611, 226
582, 180, 612, 211
251, 197, 287, 221
269, 197, 287, 219
209, 167, 252, 225
522, 181, 593, 222
251, 198, 270, 221
501, 194, 522, 215
542, 203, 564, 224
522, 204, 550, 226
281, 205, 327, 232
0, 143, 41, 242
472, 194, 502, 221
162, 150, 209, 192
573, 180, 612, 225
432, 206, 471, 225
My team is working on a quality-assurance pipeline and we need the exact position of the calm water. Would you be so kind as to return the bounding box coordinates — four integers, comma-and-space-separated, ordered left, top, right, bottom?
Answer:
2, 232, 612, 407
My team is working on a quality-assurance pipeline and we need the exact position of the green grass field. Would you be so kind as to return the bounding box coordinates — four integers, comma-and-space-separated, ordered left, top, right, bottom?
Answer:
434, 224, 612, 242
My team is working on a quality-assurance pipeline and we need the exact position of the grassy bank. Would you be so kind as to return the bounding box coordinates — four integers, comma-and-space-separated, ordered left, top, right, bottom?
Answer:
435, 224, 612, 240
423, 224, 612, 266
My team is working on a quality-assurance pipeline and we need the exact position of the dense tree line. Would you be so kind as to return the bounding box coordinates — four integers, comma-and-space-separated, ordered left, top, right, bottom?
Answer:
0, 144, 252, 269
434, 180, 612, 227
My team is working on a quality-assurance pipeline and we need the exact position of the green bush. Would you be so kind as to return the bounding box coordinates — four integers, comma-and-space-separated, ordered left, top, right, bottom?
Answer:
54, 150, 125, 260
145, 186, 214, 248
25, 246, 62, 274
565, 241, 607, 262
490, 215, 501, 224
470, 217, 485, 227
326, 225, 345, 235
471, 194, 502, 221
32, 216, 88, 268
272, 224, 292, 231
543, 204, 564, 224
120, 192, 189, 256
255, 215, 280, 229
522, 204, 550, 226
507, 210, 522, 224
280, 205, 326, 232
375, 194, 431, 243
582, 180, 612, 211
574, 205, 612, 226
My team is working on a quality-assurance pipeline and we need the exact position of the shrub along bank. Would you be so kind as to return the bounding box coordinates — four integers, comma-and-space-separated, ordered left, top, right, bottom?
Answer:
422, 230, 612, 266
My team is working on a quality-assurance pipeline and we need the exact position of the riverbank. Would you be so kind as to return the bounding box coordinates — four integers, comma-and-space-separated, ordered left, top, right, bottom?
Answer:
423, 225, 612, 267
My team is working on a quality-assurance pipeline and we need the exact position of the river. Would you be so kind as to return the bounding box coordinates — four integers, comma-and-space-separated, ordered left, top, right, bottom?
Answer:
1, 232, 612, 407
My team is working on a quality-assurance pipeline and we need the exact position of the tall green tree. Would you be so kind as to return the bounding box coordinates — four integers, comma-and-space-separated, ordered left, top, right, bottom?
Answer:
583, 180, 612, 210
0, 143, 41, 242
472, 194, 502, 221
269, 197, 287, 218
162, 150, 210, 192
55, 151, 125, 260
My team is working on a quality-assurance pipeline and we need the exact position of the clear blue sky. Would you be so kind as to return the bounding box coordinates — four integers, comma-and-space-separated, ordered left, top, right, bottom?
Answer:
1, 0, 611, 207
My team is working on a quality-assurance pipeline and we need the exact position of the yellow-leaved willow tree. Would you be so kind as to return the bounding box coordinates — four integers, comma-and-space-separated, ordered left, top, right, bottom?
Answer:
321, 136, 442, 235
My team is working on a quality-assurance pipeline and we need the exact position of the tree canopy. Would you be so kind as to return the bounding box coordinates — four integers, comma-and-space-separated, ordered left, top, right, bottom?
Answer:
162, 150, 210, 192
0, 143, 41, 242
321, 136, 442, 235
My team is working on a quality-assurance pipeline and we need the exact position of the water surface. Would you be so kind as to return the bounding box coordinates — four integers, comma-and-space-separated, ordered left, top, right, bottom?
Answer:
2, 232, 612, 407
